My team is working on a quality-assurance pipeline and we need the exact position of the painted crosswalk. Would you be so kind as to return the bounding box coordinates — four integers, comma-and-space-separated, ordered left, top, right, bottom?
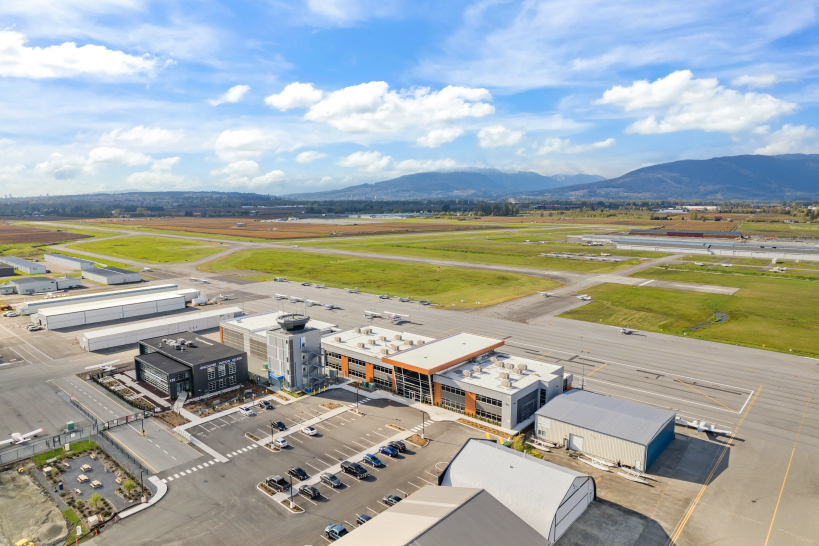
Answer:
160, 448, 258, 483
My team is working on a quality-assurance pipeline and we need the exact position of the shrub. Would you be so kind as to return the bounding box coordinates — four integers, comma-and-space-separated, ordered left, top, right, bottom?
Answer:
90, 493, 101, 509
122, 480, 136, 494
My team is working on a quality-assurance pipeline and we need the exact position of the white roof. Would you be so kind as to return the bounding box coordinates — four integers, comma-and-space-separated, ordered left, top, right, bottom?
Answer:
221, 311, 335, 335
321, 326, 434, 359
81, 307, 242, 339
17, 284, 178, 311
437, 352, 564, 393
383, 332, 504, 374
36, 292, 184, 317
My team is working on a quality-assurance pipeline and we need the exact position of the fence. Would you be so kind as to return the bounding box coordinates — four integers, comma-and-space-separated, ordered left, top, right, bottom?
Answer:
0, 423, 99, 465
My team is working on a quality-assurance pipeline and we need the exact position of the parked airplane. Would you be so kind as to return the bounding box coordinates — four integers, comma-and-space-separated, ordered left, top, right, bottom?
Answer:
383, 311, 410, 324
305, 300, 320, 306
345, 287, 359, 293
217, 294, 234, 301
600, 253, 611, 256
537, 292, 554, 297
274, 294, 287, 300
418, 299, 432, 305
0, 428, 43, 446
274, 276, 287, 282
313, 283, 325, 288
377, 294, 390, 299
613, 325, 637, 335
676, 417, 731, 435
142, 267, 152, 271
398, 296, 412, 302
322, 303, 340, 310
694, 262, 705, 266
576, 295, 592, 301
301, 281, 311, 286
364, 310, 382, 318
288, 296, 304, 302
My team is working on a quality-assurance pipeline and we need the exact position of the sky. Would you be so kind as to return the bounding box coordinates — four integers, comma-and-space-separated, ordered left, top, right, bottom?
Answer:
1, 0, 818, 197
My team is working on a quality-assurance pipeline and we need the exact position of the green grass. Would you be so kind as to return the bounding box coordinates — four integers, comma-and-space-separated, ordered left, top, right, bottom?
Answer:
66, 223, 273, 242
200, 249, 561, 309
561, 269, 819, 356
32, 440, 97, 466
71, 236, 230, 264
16, 222, 124, 239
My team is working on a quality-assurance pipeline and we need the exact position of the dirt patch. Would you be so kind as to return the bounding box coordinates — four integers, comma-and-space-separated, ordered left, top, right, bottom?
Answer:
406, 434, 429, 447
155, 412, 189, 428
0, 466, 68, 546
0, 224, 91, 245
321, 403, 342, 410
387, 424, 406, 432
457, 418, 512, 439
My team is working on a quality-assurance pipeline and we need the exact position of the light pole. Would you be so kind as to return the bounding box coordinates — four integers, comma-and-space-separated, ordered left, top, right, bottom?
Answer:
356, 383, 360, 414
139, 469, 145, 504
421, 410, 425, 439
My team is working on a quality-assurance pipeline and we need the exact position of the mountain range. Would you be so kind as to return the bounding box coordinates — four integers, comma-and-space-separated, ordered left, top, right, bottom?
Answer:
286, 155, 819, 201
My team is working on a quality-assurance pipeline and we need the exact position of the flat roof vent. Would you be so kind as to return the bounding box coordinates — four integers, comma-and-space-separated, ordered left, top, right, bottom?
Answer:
499, 372, 509, 380
463, 370, 472, 378
354, 327, 361, 333
417, 340, 425, 345
501, 379, 512, 388
379, 335, 387, 341
394, 334, 402, 340
357, 342, 365, 348
517, 364, 528, 372
333, 336, 341, 342
472, 365, 481, 373
380, 348, 389, 355
368, 339, 376, 345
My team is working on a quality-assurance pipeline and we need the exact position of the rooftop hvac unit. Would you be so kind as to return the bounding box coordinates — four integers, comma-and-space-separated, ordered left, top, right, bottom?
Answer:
357, 342, 365, 348
472, 365, 481, 373
368, 339, 376, 345
463, 370, 472, 378
517, 364, 528, 372
494, 361, 504, 367
390, 344, 398, 350
504, 363, 515, 370
380, 348, 389, 355
406, 340, 414, 345
364, 328, 372, 334
418, 340, 425, 345
394, 335, 402, 340
379, 336, 387, 341
490, 357, 498, 363
354, 327, 361, 333
501, 380, 512, 388
333, 336, 341, 342
499, 372, 509, 380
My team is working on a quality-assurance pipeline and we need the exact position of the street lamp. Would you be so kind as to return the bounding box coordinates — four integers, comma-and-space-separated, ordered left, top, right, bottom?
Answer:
139, 469, 145, 504
421, 410, 425, 439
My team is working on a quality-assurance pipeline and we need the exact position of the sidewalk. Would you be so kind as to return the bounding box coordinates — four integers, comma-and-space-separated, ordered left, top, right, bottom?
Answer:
118, 476, 167, 519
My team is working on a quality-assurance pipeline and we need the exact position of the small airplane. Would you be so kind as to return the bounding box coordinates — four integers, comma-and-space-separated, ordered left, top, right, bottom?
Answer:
377, 294, 390, 299
217, 294, 234, 301
322, 303, 340, 310
576, 294, 592, 301
694, 262, 705, 266
142, 267, 152, 271
0, 428, 43, 447
274, 276, 287, 282
676, 417, 731, 435
288, 295, 304, 303
418, 299, 432, 306
364, 310, 382, 318
398, 296, 412, 302
313, 283, 325, 288
188, 277, 209, 284
600, 253, 611, 256
345, 287, 359, 293
301, 281, 311, 286
614, 325, 637, 335
274, 294, 288, 300
537, 291, 554, 297
383, 311, 410, 324
305, 300, 320, 307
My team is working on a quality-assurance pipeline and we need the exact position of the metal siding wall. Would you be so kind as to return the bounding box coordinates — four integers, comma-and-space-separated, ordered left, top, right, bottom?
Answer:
645, 418, 675, 470
536, 417, 646, 465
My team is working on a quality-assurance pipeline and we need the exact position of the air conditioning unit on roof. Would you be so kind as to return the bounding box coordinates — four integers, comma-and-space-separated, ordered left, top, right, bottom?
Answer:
472, 365, 481, 373
368, 339, 376, 345
357, 342, 365, 348
463, 370, 472, 378
394, 335, 402, 341
501, 380, 512, 388
379, 336, 387, 341
380, 348, 389, 355
333, 336, 341, 342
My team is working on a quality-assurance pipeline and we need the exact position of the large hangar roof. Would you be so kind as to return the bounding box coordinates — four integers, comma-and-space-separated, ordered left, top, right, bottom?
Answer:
36, 292, 183, 317
536, 389, 676, 445
382, 332, 504, 374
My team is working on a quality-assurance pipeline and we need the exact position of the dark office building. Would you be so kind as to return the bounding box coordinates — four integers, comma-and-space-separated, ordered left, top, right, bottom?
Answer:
135, 331, 248, 399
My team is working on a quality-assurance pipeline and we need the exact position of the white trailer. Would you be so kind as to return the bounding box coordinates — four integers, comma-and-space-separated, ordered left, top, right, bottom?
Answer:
79, 306, 242, 351
35, 293, 187, 329
16, 284, 179, 315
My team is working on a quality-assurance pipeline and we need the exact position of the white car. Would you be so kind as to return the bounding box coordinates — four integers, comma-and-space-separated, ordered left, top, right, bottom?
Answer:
239, 406, 256, 417
3, 311, 19, 317
301, 426, 317, 436
273, 437, 289, 448
26, 325, 42, 331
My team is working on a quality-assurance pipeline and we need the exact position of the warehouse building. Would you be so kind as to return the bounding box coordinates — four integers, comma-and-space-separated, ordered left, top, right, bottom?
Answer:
220, 311, 335, 390
0, 266, 14, 277
16, 284, 183, 315
34, 292, 187, 329
83, 267, 142, 285
0, 276, 82, 295
535, 390, 676, 471
0, 256, 46, 275
80, 306, 241, 351
136, 331, 248, 398
43, 254, 96, 270
439, 439, 595, 544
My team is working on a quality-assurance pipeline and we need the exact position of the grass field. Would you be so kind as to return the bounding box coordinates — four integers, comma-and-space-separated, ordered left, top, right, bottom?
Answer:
739, 221, 819, 237
32, 440, 97, 466
290, 239, 666, 273
561, 268, 819, 356
200, 249, 560, 308
72, 236, 230, 264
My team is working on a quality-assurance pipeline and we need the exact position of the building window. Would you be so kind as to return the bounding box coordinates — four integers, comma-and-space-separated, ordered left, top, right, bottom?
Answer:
326, 352, 341, 359
373, 364, 392, 375
441, 384, 464, 396
441, 398, 465, 412
218, 378, 226, 389
476, 394, 502, 407
229, 375, 236, 386
539, 388, 547, 407
349, 357, 366, 367
218, 364, 226, 377
208, 381, 217, 392
326, 361, 341, 372
176, 371, 189, 381
208, 367, 216, 380
372, 376, 392, 389
475, 407, 501, 425
349, 369, 366, 380
228, 361, 236, 375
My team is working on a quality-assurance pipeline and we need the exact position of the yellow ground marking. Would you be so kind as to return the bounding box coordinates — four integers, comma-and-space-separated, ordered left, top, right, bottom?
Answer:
764, 396, 812, 546
667, 386, 762, 545
105, 432, 158, 474
15, 344, 44, 364
672, 377, 734, 412
83, 379, 131, 413
532, 351, 553, 361
152, 419, 202, 456
49, 381, 106, 423
586, 363, 608, 377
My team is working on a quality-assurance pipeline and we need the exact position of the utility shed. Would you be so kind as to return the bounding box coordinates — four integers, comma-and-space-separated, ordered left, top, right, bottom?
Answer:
7, 277, 68, 295
439, 439, 594, 544
43, 254, 96, 270
535, 389, 676, 471
83, 267, 142, 285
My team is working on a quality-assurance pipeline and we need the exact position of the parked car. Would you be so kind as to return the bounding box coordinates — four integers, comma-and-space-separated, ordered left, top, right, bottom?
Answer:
378, 445, 399, 458
383, 494, 402, 506
301, 426, 317, 436
325, 524, 348, 541
272, 438, 289, 448
259, 400, 274, 410
320, 472, 342, 488
265, 475, 290, 493
299, 484, 320, 499
2, 311, 19, 317
355, 514, 372, 526
362, 454, 383, 468
238, 406, 256, 417
272, 421, 287, 431
26, 325, 42, 332
388, 440, 406, 453
340, 461, 369, 479
287, 467, 309, 481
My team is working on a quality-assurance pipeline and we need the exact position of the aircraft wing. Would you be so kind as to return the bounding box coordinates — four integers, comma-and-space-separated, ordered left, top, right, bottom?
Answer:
0, 438, 14, 446
21, 428, 43, 440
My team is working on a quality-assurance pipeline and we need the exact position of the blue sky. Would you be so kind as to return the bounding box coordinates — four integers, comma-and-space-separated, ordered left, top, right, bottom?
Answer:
1, 0, 818, 197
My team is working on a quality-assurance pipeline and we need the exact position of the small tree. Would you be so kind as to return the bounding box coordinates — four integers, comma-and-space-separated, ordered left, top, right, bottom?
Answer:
90, 493, 101, 510
122, 480, 136, 494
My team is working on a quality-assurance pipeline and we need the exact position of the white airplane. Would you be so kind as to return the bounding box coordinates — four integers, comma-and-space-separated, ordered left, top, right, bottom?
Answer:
142, 267, 152, 271
398, 296, 412, 302
274, 294, 288, 300
377, 294, 390, 299
537, 291, 554, 297
576, 294, 592, 301
0, 428, 43, 446
322, 303, 340, 310
364, 310, 382, 319
274, 276, 287, 282
614, 325, 637, 335
419, 299, 433, 306
217, 294, 234, 301
313, 283, 325, 288
301, 281, 311, 286
694, 262, 705, 266
305, 300, 320, 307
345, 287, 359, 293
600, 253, 611, 256
676, 417, 731, 435
383, 311, 410, 324
288, 295, 304, 303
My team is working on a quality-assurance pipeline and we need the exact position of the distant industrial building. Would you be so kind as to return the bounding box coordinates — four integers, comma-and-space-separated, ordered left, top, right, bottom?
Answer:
0, 266, 14, 277
136, 331, 248, 399
43, 254, 96, 270
0, 276, 82, 296
0, 256, 46, 275
628, 229, 742, 239
16, 283, 182, 315
34, 292, 187, 329
535, 390, 676, 471
80, 306, 241, 351
439, 439, 595, 544
83, 267, 142, 285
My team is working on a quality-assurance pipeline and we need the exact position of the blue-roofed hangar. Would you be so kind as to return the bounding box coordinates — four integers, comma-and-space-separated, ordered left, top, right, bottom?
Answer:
534, 390, 676, 472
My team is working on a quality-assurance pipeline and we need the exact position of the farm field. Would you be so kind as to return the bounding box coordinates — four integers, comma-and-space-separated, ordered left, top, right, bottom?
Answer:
737, 221, 819, 238
561, 268, 819, 356
651, 262, 819, 280
200, 249, 560, 308
0, 223, 92, 245
71, 236, 230, 263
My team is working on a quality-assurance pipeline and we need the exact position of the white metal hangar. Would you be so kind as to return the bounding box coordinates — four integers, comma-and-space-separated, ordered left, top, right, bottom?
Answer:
80, 306, 241, 351
439, 439, 595, 544
34, 292, 187, 329
43, 254, 96, 270
83, 267, 142, 285
535, 390, 676, 472
0, 256, 46, 275
0, 276, 81, 295
15, 283, 182, 315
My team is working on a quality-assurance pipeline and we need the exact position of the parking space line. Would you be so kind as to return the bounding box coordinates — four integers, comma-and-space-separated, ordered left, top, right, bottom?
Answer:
335, 416, 350, 423
344, 520, 355, 529
359, 437, 376, 444
166, 477, 173, 481
300, 496, 317, 506
407, 481, 421, 488
325, 453, 340, 462
367, 506, 379, 515
289, 436, 303, 443
350, 440, 369, 449
370, 431, 388, 438
397, 488, 407, 496
323, 421, 339, 428
417, 476, 435, 485
333, 448, 349, 458
340, 445, 357, 453
173, 474, 180, 478
304, 462, 322, 472
377, 501, 389, 508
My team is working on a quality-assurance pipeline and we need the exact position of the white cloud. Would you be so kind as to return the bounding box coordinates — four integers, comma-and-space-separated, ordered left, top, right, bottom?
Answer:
295, 150, 328, 163
0, 30, 161, 79
477, 124, 524, 148
304, 0, 402, 25
597, 70, 797, 134
754, 125, 818, 155
101, 126, 183, 147
33, 146, 152, 180
536, 137, 615, 155
213, 129, 293, 162
250, 170, 287, 186
0, 138, 16, 147
392, 158, 460, 172
208, 85, 251, 106
210, 160, 260, 178
87, 146, 152, 166
264, 82, 323, 111
416, 127, 464, 148
305, 82, 494, 133
150, 157, 180, 171
337, 151, 392, 172
125, 170, 186, 187
732, 74, 779, 88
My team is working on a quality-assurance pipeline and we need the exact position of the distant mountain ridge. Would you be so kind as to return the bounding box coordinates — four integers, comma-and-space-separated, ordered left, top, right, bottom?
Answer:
285, 168, 605, 199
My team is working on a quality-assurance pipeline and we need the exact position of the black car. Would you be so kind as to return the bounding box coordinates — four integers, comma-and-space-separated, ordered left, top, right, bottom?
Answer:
383, 494, 402, 506
288, 467, 309, 481
272, 421, 287, 431
340, 460, 369, 479
264, 475, 290, 493
388, 440, 406, 453
259, 400, 274, 410
320, 472, 342, 488
299, 485, 320, 499
356, 514, 372, 526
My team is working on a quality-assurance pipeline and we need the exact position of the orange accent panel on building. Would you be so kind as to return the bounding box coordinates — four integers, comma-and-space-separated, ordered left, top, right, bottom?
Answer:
341, 356, 349, 378
365, 362, 374, 383
433, 382, 441, 406
219, 326, 223, 343
465, 391, 476, 416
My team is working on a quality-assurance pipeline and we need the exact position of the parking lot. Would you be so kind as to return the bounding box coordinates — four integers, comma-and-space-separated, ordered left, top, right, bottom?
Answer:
100, 390, 479, 546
